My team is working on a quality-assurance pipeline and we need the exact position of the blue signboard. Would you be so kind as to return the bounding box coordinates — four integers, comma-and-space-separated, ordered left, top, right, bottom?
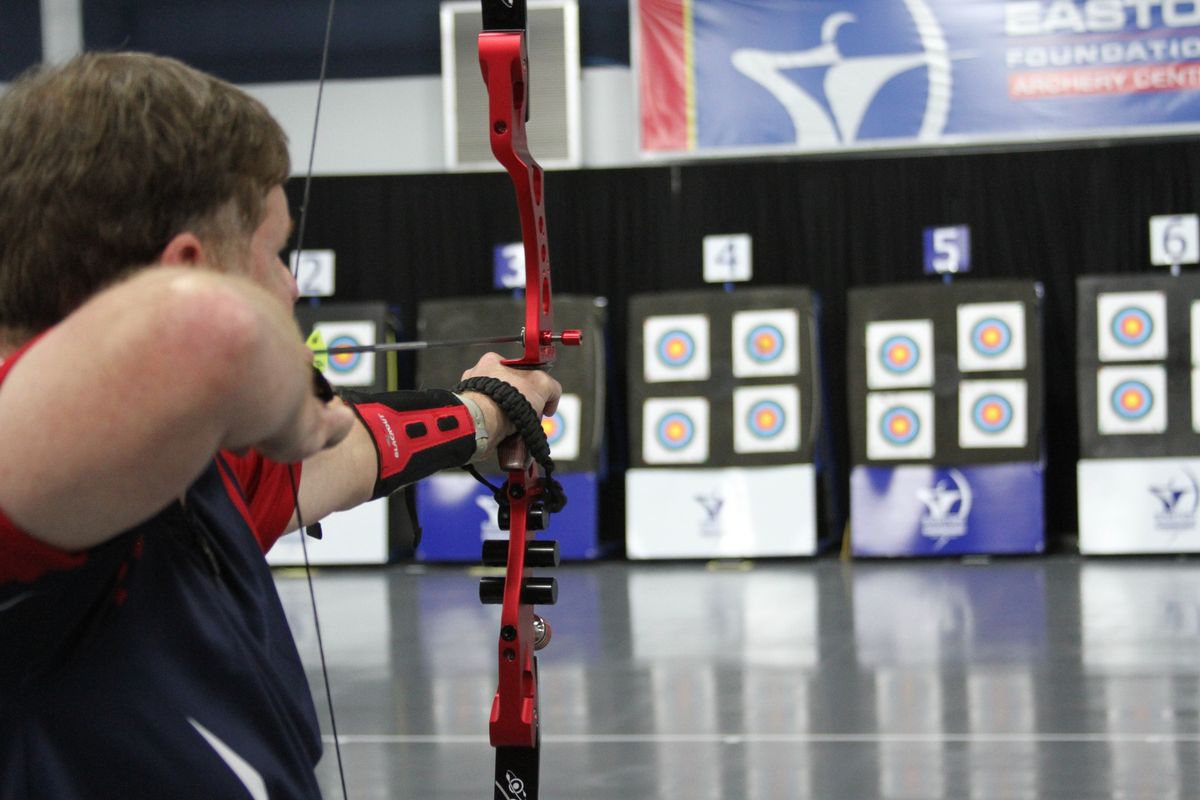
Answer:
492, 242, 524, 291
923, 225, 972, 275
639, 0, 1200, 154
850, 462, 1045, 556
416, 472, 601, 561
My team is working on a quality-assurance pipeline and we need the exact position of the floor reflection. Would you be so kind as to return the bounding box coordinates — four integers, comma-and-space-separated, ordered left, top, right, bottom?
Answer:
275, 556, 1200, 799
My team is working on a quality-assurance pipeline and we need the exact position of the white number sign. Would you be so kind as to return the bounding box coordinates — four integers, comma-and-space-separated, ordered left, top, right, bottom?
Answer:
1149, 214, 1200, 267
290, 250, 336, 297
703, 234, 753, 283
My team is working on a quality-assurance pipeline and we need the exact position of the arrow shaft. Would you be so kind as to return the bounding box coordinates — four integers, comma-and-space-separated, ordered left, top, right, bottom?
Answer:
314, 334, 524, 355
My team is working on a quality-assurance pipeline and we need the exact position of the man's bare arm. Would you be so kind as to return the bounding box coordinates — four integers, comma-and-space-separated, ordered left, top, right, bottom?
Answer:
0, 266, 355, 551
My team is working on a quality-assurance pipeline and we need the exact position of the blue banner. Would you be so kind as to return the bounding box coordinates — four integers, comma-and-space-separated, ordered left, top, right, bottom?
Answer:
851, 462, 1045, 556
416, 472, 601, 561
639, 0, 1200, 154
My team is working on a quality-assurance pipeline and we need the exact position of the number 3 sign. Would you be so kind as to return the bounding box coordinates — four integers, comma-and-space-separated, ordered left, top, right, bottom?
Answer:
1149, 214, 1200, 267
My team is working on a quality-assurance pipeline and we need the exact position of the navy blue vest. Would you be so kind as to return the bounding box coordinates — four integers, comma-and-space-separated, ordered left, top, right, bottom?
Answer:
0, 457, 323, 799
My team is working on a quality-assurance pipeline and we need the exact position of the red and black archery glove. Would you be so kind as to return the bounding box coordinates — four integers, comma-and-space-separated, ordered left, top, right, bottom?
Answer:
338, 388, 479, 500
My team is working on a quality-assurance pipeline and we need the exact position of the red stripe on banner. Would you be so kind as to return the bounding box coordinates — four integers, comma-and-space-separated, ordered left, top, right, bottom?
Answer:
639, 0, 691, 152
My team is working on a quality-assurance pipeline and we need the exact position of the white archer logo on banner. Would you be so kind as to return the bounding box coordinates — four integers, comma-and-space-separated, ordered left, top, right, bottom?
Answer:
730, 1, 952, 146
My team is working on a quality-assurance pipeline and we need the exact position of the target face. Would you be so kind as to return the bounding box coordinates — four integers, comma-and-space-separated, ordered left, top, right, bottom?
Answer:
644, 315, 710, 382
327, 336, 362, 372
733, 385, 800, 454
867, 391, 934, 460
731, 309, 799, 378
1110, 381, 1153, 420
313, 320, 376, 386
881, 336, 920, 373
958, 379, 1028, 448
1111, 308, 1153, 347
1191, 302, 1200, 366
881, 406, 920, 444
1097, 365, 1167, 435
658, 413, 694, 448
540, 393, 580, 461
642, 397, 709, 464
1192, 369, 1200, 433
973, 320, 1011, 355
658, 331, 695, 366
866, 320, 934, 390
1097, 292, 1166, 362
957, 302, 1026, 372
973, 395, 1012, 431
747, 327, 784, 362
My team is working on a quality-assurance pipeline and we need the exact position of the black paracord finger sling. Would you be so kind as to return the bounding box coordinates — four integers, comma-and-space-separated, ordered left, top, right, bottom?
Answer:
454, 376, 567, 514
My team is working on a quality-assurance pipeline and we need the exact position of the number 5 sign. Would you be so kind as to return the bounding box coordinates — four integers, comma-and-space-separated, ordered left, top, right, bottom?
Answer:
923, 225, 971, 276
1149, 214, 1200, 267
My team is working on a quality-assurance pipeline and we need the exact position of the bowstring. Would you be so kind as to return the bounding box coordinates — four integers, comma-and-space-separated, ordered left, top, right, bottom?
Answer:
286, 0, 349, 798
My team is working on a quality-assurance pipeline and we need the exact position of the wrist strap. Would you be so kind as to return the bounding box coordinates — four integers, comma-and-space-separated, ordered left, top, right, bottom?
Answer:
452, 391, 490, 460
453, 376, 566, 514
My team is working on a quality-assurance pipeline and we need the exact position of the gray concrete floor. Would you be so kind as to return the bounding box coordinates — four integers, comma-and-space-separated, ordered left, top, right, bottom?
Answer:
276, 556, 1200, 799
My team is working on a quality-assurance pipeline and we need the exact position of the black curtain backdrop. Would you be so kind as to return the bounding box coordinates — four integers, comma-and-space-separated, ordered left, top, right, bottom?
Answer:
287, 139, 1200, 555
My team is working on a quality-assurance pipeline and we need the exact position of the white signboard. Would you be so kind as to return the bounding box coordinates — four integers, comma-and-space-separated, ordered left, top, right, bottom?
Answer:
702, 233, 752, 283
266, 497, 389, 565
1078, 458, 1200, 554
290, 249, 336, 298
626, 464, 816, 558
1149, 214, 1200, 267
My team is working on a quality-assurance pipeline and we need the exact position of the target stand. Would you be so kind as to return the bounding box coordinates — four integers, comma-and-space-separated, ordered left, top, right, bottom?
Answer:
848, 281, 1046, 557
1077, 274, 1200, 553
625, 287, 839, 559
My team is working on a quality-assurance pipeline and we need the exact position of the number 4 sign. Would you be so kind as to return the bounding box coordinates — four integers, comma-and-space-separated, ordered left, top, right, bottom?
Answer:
703, 233, 753, 283
1149, 214, 1200, 267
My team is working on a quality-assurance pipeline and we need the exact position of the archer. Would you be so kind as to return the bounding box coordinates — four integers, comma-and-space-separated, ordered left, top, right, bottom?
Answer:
0, 52, 560, 799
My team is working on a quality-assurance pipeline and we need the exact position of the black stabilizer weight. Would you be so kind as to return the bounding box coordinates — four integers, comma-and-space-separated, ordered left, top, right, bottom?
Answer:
482, 539, 560, 568
521, 577, 558, 606
482, 540, 510, 566
527, 505, 548, 531
526, 540, 560, 567
479, 576, 505, 605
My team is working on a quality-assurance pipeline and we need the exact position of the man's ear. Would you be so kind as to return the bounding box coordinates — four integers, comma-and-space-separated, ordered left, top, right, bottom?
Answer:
158, 232, 207, 267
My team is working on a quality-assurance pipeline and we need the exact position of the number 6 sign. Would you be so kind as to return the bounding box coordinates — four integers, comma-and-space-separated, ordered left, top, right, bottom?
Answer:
1149, 214, 1200, 267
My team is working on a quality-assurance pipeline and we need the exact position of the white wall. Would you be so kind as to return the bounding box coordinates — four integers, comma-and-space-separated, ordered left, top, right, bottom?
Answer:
245, 64, 639, 177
